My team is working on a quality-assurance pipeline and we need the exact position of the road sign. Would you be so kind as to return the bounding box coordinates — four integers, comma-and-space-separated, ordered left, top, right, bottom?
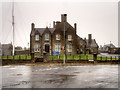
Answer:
52, 51, 59, 55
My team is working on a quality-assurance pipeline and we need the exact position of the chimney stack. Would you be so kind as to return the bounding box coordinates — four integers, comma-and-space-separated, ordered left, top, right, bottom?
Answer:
88, 34, 92, 44
74, 23, 77, 34
53, 21, 55, 28
61, 14, 67, 22
31, 23, 35, 31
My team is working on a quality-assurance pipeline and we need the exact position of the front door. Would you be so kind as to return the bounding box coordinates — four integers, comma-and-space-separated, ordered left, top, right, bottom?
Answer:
45, 44, 49, 53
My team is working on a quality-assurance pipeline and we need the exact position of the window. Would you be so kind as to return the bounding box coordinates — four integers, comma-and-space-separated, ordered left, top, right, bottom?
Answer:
68, 43, 72, 52
56, 34, 60, 40
35, 35, 39, 41
34, 44, 40, 52
45, 34, 49, 40
55, 44, 58, 52
58, 44, 61, 52
55, 43, 61, 52
68, 35, 72, 41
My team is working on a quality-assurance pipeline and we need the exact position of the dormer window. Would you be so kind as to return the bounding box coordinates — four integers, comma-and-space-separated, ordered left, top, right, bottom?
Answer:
45, 33, 49, 40
35, 35, 39, 41
56, 34, 60, 40
68, 35, 72, 41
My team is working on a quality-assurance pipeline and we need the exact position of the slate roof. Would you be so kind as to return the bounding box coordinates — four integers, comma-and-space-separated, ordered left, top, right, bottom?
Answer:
103, 44, 116, 48
86, 39, 98, 48
77, 35, 85, 43
31, 28, 55, 36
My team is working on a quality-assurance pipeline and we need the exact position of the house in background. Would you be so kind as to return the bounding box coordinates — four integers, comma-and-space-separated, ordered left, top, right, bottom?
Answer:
2, 43, 13, 56
100, 43, 120, 54
86, 34, 99, 54
30, 14, 99, 56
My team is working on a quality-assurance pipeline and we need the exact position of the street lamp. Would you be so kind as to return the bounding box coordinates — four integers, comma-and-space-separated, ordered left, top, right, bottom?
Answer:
63, 14, 66, 64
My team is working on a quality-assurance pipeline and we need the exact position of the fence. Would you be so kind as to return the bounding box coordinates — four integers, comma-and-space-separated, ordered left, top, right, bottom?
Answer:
47, 54, 120, 61
1, 55, 31, 60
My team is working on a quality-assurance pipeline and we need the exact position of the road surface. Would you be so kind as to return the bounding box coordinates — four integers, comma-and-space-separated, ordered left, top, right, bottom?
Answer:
2, 65, 118, 88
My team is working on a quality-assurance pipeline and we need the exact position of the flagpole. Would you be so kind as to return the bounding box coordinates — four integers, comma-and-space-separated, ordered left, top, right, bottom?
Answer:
12, 0, 15, 56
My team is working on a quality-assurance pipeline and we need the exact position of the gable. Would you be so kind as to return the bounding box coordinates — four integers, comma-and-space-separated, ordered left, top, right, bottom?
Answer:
53, 22, 75, 34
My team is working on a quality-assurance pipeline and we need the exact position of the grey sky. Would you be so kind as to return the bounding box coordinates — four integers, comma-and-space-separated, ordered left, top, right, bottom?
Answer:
1, 0, 119, 48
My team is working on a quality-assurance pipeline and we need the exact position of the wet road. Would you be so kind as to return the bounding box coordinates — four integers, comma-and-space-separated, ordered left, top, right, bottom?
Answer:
2, 65, 118, 88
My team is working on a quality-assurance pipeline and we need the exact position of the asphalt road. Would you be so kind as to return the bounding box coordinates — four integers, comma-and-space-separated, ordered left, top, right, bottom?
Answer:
2, 65, 118, 88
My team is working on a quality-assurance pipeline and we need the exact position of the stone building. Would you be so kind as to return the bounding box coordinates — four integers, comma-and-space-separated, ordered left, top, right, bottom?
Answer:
2, 43, 13, 56
30, 14, 98, 56
86, 34, 99, 54
100, 43, 120, 54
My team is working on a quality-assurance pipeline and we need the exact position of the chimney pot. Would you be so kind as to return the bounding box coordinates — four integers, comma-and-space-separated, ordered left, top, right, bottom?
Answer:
61, 14, 67, 22
88, 34, 92, 44
53, 21, 55, 28
31, 23, 35, 31
74, 23, 77, 34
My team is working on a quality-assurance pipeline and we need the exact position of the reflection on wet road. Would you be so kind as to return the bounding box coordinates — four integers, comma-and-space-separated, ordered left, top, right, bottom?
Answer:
2, 65, 118, 88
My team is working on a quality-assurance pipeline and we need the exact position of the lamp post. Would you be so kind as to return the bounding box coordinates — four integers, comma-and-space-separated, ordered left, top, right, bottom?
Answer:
63, 15, 66, 64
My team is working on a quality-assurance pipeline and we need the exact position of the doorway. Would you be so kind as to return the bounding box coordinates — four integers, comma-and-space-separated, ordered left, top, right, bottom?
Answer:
45, 44, 49, 53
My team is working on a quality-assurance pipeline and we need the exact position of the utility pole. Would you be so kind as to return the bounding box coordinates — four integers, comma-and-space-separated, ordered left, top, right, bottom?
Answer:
12, 1, 15, 56
63, 14, 66, 64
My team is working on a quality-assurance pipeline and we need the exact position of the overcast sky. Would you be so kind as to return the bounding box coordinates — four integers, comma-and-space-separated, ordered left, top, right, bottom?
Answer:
1, 0, 119, 48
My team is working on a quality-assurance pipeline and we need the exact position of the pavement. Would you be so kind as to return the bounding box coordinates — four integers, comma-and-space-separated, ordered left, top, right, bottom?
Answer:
2, 65, 118, 88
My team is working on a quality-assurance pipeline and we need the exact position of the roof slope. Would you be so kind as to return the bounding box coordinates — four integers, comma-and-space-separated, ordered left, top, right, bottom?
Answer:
31, 28, 55, 36
86, 39, 98, 48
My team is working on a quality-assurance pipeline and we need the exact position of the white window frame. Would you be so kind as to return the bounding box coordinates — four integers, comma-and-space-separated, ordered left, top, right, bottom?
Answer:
56, 34, 60, 40
68, 43, 72, 52
68, 35, 72, 41
45, 33, 49, 40
55, 43, 61, 52
35, 35, 39, 41
34, 44, 40, 52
